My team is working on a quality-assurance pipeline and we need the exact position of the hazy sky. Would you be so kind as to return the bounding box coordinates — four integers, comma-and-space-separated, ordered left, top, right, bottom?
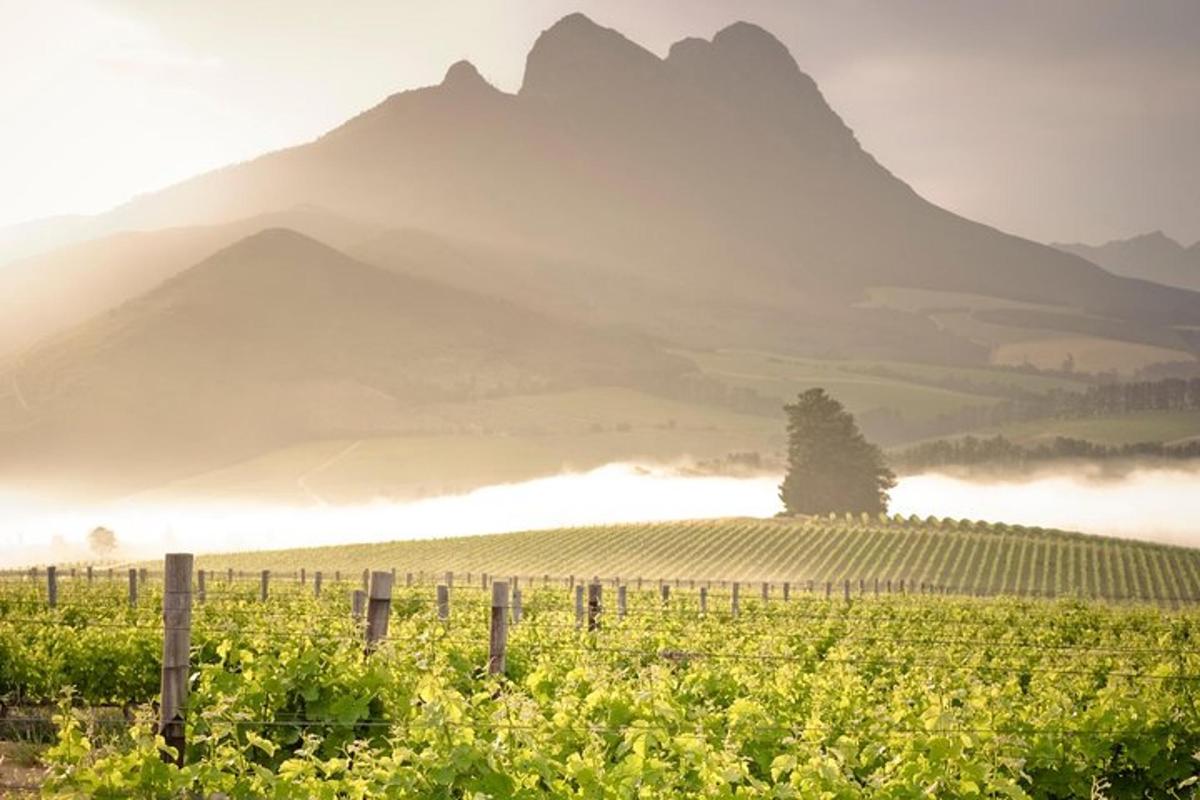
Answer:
2, 0, 1198, 245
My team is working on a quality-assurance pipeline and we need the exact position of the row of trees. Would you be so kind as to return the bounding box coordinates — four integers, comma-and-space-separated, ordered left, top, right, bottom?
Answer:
891, 435, 1200, 472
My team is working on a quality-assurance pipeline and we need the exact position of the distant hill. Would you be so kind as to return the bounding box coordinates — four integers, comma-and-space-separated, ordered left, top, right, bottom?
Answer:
1054, 231, 1200, 292
0, 206, 379, 356
6, 13, 1198, 366
192, 515, 1200, 604
0, 229, 685, 494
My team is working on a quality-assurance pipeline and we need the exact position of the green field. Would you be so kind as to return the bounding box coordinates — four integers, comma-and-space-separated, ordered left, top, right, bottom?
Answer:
193, 517, 1200, 603
985, 410, 1200, 446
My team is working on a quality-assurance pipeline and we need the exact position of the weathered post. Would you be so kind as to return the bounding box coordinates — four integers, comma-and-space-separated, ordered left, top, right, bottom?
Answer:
488, 581, 509, 675
260, 570, 270, 602
159, 553, 192, 766
87, 566, 93, 585
437, 584, 450, 621
807, 579, 814, 594
335, 570, 341, 584
139, 568, 148, 586
873, 577, 879, 597
843, 580, 851, 602
300, 568, 306, 586
197, 569, 206, 605
47, 566, 57, 608
511, 587, 523, 624
825, 581, 832, 599
617, 584, 627, 619
660, 584, 670, 605
700, 586, 708, 615
351, 589, 366, 622
128, 568, 138, 607
314, 571, 323, 598
574, 584, 585, 628
587, 582, 602, 631
227, 567, 234, 585
782, 582, 790, 602
365, 571, 393, 652
444, 570, 453, 588
482, 572, 488, 589
731, 582, 740, 619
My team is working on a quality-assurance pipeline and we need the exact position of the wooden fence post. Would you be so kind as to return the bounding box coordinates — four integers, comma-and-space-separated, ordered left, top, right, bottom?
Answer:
807, 579, 814, 594
444, 571, 453, 589
314, 571, 323, 597
873, 578, 879, 597
437, 585, 449, 621
405, 572, 413, 588
139, 568, 148, 586
300, 568, 306, 586
335, 570, 341, 584
574, 584, 584, 628
260, 570, 270, 602
617, 584, 627, 619
660, 584, 670, 605
512, 587, 523, 624
197, 569, 206, 605
587, 582, 602, 631
227, 567, 233, 585
129, 568, 138, 608
86, 566, 93, 585
489, 581, 509, 675
731, 582, 740, 619
700, 586, 708, 615
159, 553, 192, 766
351, 589, 365, 622
782, 582, 789, 602
365, 571, 392, 651
47, 566, 57, 608
843, 580, 851, 602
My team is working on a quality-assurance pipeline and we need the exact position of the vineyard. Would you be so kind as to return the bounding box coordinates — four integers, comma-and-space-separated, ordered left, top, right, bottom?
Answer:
1, 558, 1199, 798
189, 516, 1200, 604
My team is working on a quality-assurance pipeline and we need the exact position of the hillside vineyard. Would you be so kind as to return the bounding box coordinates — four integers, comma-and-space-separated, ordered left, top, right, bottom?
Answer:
192, 517, 1200, 604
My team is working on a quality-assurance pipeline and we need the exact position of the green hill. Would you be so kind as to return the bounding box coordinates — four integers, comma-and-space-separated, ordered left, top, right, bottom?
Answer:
195, 516, 1200, 603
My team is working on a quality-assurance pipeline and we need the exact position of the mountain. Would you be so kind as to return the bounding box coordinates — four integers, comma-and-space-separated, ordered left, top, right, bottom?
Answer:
8, 13, 1198, 365
0, 206, 380, 356
0, 229, 685, 494
1054, 232, 1200, 293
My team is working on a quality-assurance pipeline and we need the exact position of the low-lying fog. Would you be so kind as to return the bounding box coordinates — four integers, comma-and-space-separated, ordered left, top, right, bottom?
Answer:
3, 462, 1199, 567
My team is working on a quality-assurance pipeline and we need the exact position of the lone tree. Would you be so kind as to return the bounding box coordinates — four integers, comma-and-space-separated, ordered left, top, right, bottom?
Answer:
87, 526, 117, 558
779, 388, 896, 515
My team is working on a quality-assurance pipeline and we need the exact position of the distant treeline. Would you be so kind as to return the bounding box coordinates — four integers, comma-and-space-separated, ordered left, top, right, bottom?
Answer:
892, 434, 1200, 472
871, 376, 1200, 445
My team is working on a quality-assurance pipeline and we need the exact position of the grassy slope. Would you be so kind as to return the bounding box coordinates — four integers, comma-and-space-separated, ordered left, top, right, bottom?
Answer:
139, 387, 781, 504
984, 410, 1200, 446
195, 516, 1200, 603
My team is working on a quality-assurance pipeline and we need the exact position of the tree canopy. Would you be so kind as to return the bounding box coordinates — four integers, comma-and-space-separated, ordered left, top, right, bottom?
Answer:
779, 388, 896, 515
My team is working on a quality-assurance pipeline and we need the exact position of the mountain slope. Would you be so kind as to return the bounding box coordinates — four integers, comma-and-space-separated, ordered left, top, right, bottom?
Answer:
8, 14, 1196, 365
1055, 231, 1200, 292
0, 229, 685, 493
0, 206, 380, 355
